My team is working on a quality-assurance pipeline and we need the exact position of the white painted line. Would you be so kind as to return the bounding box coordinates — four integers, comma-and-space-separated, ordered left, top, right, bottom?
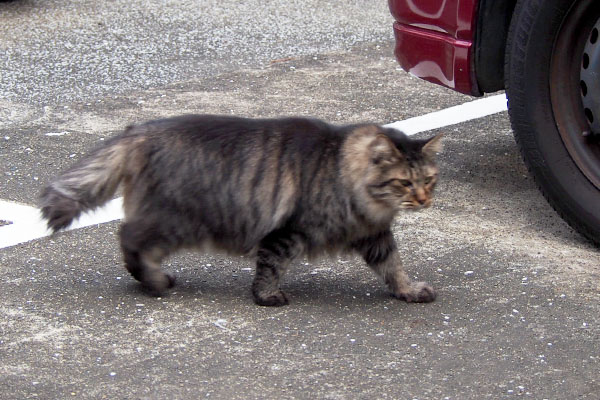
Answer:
0, 94, 508, 249
0, 200, 41, 224
0, 197, 123, 249
0, 213, 51, 249
383, 94, 507, 135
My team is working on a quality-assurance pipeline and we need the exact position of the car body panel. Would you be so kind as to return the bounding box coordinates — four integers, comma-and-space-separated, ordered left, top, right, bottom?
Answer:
388, 0, 481, 96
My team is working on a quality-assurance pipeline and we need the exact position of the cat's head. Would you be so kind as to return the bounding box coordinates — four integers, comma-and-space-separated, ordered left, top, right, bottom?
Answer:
362, 128, 443, 211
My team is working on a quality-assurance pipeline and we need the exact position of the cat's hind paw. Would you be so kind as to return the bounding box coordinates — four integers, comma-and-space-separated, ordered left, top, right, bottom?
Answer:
253, 290, 289, 307
394, 282, 436, 303
141, 272, 176, 297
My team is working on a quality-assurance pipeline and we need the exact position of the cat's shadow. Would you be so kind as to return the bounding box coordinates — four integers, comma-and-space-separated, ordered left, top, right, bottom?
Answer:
124, 267, 394, 307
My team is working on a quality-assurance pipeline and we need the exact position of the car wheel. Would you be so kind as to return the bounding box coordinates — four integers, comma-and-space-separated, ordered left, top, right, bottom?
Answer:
505, 0, 600, 245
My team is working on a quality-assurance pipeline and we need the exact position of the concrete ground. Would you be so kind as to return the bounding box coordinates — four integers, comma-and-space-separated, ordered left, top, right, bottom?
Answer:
1, 1, 599, 399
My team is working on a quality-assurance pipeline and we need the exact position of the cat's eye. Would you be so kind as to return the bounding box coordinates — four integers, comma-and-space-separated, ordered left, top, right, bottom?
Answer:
398, 179, 412, 187
424, 176, 434, 185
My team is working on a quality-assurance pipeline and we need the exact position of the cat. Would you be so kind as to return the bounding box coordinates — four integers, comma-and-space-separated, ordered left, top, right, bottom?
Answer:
40, 114, 443, 306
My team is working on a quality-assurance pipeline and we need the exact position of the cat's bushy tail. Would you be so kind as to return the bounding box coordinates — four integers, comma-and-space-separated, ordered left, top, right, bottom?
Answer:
40, 135, 137, 232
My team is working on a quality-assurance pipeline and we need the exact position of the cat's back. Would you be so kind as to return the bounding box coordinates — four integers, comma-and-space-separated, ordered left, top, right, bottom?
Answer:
129, 114, 348, 178
131, 114, 342, 144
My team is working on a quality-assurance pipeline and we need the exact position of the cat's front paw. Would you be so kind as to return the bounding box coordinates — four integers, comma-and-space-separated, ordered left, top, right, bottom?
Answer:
394, 282, 436, 303
253, 290, 289, 307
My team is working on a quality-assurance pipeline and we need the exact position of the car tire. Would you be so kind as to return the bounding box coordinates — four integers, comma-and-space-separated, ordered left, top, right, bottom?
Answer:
505, 0, 600, 246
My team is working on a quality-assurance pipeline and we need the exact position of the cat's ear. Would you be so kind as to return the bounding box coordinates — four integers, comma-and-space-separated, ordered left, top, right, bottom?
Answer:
422, 134, 443, 157
370, 134, 401, 165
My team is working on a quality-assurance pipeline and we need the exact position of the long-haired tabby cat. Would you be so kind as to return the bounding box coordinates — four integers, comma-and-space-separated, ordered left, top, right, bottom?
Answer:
40, 115, 442, 306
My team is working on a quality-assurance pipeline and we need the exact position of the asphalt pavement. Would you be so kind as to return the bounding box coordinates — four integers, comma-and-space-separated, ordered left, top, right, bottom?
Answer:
1, 1, 599, 399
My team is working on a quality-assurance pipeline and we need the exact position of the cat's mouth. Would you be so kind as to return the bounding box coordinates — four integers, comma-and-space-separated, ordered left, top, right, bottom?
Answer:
400, 201, 432, 210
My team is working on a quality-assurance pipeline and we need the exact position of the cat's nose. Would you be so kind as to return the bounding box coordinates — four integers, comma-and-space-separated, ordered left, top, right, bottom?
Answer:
415, 189, 428, 205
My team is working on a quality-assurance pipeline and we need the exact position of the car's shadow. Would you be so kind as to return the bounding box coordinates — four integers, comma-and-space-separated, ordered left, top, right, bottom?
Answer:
433, 116, 593, 248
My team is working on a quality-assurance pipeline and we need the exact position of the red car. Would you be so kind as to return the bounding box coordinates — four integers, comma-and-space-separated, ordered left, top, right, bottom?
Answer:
389, 0, 600, 245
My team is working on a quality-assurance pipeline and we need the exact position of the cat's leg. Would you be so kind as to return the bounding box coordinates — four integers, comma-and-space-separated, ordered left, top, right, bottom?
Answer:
352, 230, 436, 302
253, 230, 305, 306
120, 221, 176, 296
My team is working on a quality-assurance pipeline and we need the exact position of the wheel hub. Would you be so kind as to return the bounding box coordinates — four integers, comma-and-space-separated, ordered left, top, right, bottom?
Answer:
581, 19, 600, 135
550, 2, 600, 190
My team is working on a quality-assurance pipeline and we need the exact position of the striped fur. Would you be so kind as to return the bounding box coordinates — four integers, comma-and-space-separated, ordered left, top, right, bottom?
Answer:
40, 115, 442, 305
